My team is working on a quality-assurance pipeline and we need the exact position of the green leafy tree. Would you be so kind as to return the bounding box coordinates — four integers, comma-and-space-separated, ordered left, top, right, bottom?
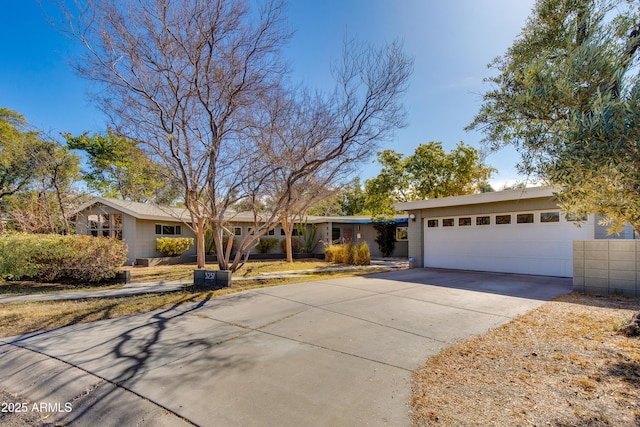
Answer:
340, 177, 367, 216
467, 0, 640, 233
0, 108, 42, 232
65, 130, 179, 204
33, 140, 82, 234
364, 142, 495, 218
0, 108, 82, 234
307, 177, 368, 216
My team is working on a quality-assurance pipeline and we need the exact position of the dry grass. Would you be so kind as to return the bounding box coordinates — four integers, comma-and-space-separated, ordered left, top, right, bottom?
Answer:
0, 260, 335, 296
0, 267, 390, 338
0, 281, 124, 296
410, 293, 640, 427
124, 259, 331, 282
0, 291, 210, 338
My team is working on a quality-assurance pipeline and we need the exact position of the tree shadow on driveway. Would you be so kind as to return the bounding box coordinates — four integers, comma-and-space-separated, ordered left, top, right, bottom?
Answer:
2, 290, 263, 425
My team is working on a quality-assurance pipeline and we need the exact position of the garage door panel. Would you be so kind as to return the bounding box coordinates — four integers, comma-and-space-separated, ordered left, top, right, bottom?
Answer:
424, 214, 594, 277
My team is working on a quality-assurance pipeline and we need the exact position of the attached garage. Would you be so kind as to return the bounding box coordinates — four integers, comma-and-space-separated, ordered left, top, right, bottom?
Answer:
396, 187, 611, 278
422, 210, 593, 277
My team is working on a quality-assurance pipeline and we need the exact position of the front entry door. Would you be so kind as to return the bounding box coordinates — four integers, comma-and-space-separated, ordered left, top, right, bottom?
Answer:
343, 228, 353, 244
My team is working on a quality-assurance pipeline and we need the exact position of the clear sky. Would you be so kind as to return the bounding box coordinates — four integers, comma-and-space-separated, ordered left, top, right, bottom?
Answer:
1, 0, 535, 189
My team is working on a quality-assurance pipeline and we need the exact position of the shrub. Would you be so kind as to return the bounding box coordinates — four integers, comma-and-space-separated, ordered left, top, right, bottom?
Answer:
340, 244, 354, 265
0, 233, 39, 280
256, 237, 279, 254
156, 237, 194, 257
353, 242, 371, 266
324, 243, 368, 265
280, 237, 299, 254
296, 221, 317, 253
0, 233, 128, 283
324, 245, 339, 263
374, 222, 396, 257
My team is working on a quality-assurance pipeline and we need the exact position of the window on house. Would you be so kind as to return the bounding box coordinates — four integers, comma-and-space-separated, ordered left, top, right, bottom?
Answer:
458, 217, 472, 226
88, 214, 99, 230
476, 216, 490, 226
443, 218, 454, 227
332, 228, 341, 241
155, 224, 181, 235
396, 226, 408, 241
267, 228, 275, 236
427, 219, 438, 228
233, 227, 242, 236
496, 214, 511, 225
88, 213, 122, 239
280, 228, 299, 236
540, 212, 560, 223
517, 213, 534, 224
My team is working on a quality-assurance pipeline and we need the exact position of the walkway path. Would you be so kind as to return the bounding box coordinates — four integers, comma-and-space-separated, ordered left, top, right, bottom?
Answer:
0, 259, 408, 304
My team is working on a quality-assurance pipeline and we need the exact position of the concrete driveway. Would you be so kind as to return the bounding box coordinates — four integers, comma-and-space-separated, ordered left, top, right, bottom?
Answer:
0, 269, 571, 426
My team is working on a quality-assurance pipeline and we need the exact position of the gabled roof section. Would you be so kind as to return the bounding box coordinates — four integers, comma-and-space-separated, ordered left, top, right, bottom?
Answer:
72, 197, 192, 223
394, 187, 557, 211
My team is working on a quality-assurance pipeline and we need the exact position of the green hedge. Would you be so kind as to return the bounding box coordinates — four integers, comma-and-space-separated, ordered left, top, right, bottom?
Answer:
156, 237, 194, 257
0, 233, 128, 283
256, 237, 279, 254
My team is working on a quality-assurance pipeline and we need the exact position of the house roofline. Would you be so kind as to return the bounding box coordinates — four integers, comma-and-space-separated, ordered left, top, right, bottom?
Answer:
394, 186, 557, 211
71, 197, 408, 225
71, 197, 192, 223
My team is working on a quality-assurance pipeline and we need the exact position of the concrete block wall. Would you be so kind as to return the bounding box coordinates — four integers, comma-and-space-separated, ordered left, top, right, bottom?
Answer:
573, 240, 639, 296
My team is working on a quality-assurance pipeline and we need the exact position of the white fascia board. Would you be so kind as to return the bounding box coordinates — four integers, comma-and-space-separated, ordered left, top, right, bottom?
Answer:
394, 187, 557, 211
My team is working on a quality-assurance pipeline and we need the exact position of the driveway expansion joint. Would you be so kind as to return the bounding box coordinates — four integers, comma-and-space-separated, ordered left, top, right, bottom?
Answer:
253, 291, 453, 345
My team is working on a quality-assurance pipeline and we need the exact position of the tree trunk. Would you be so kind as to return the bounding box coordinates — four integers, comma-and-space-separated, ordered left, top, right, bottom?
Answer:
52, 177, 70, 235
281, 216, 294, 263
212, 225, 231, 271
195, 219, 206, 269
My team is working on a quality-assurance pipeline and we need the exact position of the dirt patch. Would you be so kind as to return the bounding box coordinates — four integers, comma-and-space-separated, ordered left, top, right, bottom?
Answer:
410, 293, 640, 426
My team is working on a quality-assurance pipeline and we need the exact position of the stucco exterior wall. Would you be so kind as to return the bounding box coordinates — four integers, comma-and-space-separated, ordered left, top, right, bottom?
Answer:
74, 205, 137, 263
136, 219, 197, 259
573, 240, 640, 296
316, 223, 408, 258
407, 213, 424, 267
594, 220, 637, 240
74, 199, 406, 263
416, 198, 560, 219
74, 205, 196, 263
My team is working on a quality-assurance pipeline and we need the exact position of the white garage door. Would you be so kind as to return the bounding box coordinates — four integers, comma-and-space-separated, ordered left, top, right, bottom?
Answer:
424, 211, 594, 277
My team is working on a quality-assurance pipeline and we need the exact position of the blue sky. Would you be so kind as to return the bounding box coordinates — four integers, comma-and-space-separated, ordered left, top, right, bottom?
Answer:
1, 1, 535, 188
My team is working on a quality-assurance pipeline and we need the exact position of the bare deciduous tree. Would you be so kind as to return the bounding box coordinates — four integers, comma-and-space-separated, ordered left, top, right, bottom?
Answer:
58, 0, 290, 268
58, 0, 413, 271
252, 38, 414, 264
